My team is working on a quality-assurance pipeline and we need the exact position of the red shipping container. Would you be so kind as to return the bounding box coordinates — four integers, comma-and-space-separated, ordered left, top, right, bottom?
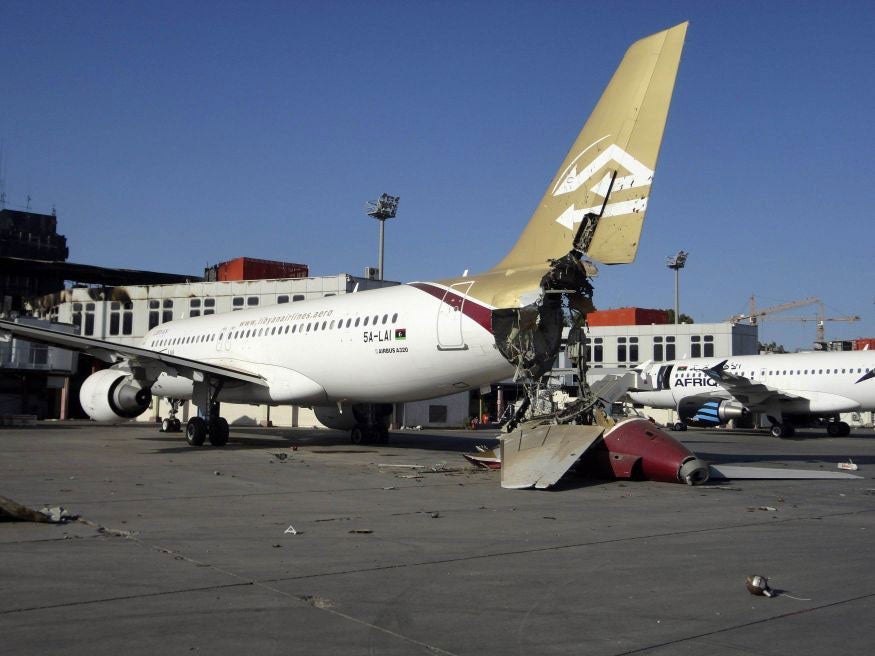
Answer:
587, 307, 670, 327
215, 257, 308, 281
854, 338, 875, 351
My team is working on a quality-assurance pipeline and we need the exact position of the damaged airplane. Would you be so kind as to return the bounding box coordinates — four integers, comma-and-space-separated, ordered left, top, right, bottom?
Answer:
2, 23, 695, 479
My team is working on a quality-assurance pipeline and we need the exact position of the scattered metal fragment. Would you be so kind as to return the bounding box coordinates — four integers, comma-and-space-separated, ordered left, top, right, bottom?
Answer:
378, 463, 425, 469
284, 525, 299, 535
273, 453, 289, 461
837, 459, 858, 471
348, 529, 373, 534
214, 471, 222, 476
746, 575, 774, 597
299, 595, 334, 609
430, 512, 440, 519
0, 495, 78, 524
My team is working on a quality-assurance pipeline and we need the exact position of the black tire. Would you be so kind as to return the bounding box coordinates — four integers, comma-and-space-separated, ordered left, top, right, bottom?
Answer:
186, 417, 207, 446
827, 422, 841, 437
350, 426, 364, 445
770, 424, 786, 438
209, 417, 229, 446
674, 422, 686, 432
161, 418, 172, 433
172, 418, 182, 432
838, 421, 851, 437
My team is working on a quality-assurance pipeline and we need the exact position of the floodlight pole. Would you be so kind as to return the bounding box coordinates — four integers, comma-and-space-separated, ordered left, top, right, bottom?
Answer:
366, 193, 400, 281
666, 250, 688, 325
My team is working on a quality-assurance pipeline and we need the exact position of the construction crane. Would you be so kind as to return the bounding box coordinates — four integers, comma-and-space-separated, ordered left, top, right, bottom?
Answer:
725, 295, 819, 325
768, 302, 860, 342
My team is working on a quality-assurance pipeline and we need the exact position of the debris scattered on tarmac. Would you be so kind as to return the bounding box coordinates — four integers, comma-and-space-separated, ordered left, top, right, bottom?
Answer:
0, 495, 78, 523
273, 453, 289, 461
299, 595, 334, 609
214, 471, 222, 476
746, 575, 774, 597
837, 459, 858, 471
284, 524, 299, 535
348, 529, 373, 534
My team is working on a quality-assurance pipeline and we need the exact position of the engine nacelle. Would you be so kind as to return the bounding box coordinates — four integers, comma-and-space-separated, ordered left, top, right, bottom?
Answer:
313, 403, 394, 431
313, 404, 356, 431
678, 398, 748, 426
80, 369, 152, 423
587, 418, 710, 485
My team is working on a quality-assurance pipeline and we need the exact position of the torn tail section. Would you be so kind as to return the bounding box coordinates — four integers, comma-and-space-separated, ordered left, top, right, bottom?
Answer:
494, 22, 688, 270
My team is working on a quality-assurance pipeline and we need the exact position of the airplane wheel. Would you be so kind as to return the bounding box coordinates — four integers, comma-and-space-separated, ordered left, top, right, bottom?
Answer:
838, 421, 851, 437
770, 424, 788, 438
674, 422, 687, 432
209, 417, 229, 446
350, 426, 364, 445
172, 418, 182, 432
827, 422, 841, 437
186, 417, 207, 446
161, 418, 172, 433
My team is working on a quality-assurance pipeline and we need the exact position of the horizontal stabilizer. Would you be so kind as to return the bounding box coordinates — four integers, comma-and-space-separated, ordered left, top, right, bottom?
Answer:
709, 465, 862, 480
500, 424, 604, 489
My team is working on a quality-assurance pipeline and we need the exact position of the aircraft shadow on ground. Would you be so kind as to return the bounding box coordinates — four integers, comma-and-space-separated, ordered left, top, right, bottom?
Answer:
139, 428, 499, 455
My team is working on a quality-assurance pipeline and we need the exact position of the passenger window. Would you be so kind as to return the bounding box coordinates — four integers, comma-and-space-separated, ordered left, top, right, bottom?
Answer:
382, 314, 388, 324
364, 317, 369, 326
355, 318, 360, 327
392, 313, 398, 323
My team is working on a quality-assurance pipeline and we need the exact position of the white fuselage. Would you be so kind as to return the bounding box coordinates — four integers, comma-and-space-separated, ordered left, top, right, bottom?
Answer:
141, 282, 513, 406
629, 352, 875, 416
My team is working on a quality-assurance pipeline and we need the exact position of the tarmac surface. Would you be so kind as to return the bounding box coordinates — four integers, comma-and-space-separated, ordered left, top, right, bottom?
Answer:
1, 421, 873, 655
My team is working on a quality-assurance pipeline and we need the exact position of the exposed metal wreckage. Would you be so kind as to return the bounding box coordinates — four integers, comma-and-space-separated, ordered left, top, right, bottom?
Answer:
488, 228, 712, 489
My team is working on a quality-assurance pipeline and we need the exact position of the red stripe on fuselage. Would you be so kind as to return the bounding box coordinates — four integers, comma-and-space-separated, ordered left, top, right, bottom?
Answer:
408, 282, 493, 334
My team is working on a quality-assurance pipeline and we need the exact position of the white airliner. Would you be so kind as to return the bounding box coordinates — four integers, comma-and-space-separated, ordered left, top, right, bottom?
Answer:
628, 352, 875, 437
1, 23, 689, 447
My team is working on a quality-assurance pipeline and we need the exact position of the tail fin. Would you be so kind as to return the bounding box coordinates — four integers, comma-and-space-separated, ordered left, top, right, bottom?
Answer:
494, 22, 688, 270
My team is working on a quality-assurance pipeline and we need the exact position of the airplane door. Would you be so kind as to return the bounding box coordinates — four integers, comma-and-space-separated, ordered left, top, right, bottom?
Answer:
437, 282, 473, 350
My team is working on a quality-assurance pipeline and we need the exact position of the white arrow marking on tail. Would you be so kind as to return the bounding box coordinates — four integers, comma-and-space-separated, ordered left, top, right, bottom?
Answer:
552, 144, 654, 198
555, 197, 649, 230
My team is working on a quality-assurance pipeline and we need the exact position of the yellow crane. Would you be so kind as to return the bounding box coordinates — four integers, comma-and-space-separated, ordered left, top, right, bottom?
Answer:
769, 302, 860, 342
725, 295, 819, 325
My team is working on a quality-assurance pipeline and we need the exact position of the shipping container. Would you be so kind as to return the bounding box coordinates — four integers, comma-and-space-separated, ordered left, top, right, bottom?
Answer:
854, 338, 875, 351
206, 257, 308, 281
587, 307, 670, 327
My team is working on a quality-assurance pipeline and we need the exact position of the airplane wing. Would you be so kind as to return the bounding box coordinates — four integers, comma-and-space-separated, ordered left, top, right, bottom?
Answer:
702, 360, 797, 406
0, 319, 267, 386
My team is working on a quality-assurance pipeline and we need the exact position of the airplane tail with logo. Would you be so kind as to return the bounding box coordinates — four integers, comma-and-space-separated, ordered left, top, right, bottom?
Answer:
494, 22, 687, 271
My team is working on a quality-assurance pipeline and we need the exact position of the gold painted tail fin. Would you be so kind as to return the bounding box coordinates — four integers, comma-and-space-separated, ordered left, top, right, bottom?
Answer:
494, 22, 688, 270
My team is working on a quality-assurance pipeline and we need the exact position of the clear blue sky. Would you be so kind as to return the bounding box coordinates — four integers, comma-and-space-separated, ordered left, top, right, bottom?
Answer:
2, 1, 873, 351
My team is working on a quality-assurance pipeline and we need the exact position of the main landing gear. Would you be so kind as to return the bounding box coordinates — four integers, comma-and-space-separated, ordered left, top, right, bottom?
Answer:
185, 380, 230, 447
827, 420, 851, 437
350, 404, 391, 445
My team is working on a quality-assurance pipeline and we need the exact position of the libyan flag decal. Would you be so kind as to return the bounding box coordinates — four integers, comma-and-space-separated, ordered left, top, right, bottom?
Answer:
395, 328, 407, 340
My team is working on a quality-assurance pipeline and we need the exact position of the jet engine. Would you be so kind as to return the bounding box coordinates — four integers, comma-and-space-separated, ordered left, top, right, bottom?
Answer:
313, 404, 356, 431
678, 398, 748, 426
79, 369, 152, 423
584, 418, 710, 485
